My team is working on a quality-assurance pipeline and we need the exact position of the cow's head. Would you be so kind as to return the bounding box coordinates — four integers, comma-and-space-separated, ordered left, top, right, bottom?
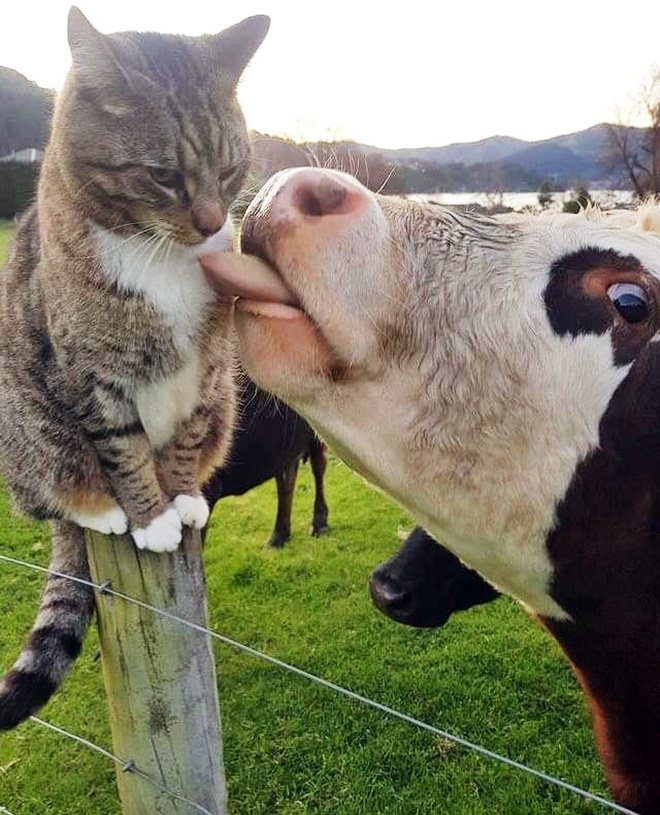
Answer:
203, 168, 660, 621
370, 527, 499, 627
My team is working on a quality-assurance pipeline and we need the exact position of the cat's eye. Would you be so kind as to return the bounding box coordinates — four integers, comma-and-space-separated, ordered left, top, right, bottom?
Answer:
148, 167, 182, 189
607, 282, 649, 324
218, 166, 235, 183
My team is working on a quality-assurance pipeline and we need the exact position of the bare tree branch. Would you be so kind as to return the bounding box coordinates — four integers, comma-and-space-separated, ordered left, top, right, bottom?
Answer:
606, 68, 660, 198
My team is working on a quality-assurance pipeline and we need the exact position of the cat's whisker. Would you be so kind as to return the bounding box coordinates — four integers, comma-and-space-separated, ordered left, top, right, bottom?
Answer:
376, 164, 397, 195
111, 232, 162, 276
106, 220, 154, 234
162, 235, 175, 270
138, 233, 169, 284
72, 226, 158, 262
105, 227, 158, 256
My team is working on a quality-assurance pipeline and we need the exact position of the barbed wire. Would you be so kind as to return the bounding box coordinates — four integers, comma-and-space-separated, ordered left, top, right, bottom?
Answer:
28, 717, 215, 815
0, 552, 641, 815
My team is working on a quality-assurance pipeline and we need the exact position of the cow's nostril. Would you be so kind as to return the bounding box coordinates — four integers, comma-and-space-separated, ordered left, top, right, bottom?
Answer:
369, 573, 411, 612
294, 178, 349, 217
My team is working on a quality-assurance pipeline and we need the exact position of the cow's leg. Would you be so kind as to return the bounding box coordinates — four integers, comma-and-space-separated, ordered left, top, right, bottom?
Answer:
269, 459, 299, 548
309, 438, 330, 537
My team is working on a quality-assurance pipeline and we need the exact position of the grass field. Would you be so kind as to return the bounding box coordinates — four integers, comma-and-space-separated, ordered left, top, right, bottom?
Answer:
0, 221, 13, 265
0, 225, 610, 814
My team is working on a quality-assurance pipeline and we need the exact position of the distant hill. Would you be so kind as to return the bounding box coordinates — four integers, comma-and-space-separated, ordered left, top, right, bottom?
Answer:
380, 123, 645, 183
251, 123, 647, 193
0, 68, 53, 157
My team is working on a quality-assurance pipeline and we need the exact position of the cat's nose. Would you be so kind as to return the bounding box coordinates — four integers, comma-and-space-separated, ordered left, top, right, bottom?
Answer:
191, 200, 225, 237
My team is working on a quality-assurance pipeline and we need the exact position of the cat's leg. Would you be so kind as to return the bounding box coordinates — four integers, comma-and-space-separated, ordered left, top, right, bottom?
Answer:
68, 495, 129, 536
0, 377, 126, 533
158, 397, 233, 530
77, 380, 182, 552
157, 405, 215, 530
86, 427, 182, 552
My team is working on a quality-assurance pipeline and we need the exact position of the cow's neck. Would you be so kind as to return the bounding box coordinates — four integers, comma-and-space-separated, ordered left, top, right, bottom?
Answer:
543, 441, 660, 814
543, 615, 660, 813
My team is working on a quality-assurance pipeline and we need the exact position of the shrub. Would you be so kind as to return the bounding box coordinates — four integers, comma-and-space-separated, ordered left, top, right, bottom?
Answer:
0, 161, 39, 219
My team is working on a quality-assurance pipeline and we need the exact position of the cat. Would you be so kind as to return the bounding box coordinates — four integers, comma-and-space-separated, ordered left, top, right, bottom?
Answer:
0, 7, 269, 729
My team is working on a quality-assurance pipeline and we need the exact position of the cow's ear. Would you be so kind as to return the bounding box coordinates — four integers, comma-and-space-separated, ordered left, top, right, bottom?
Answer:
544, 247, 660, 366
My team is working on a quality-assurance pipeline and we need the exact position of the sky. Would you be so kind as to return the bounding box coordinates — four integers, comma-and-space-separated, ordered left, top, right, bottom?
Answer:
2, 0, 658, 149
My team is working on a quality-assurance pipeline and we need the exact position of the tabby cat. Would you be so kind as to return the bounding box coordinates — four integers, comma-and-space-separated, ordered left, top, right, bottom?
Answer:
0, 7, 269, 728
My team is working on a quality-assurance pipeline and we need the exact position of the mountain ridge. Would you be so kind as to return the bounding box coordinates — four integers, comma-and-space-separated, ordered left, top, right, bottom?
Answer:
0, 66, 645, 191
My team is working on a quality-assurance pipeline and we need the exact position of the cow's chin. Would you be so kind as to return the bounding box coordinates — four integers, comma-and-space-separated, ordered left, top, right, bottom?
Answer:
233, 301, 338, 402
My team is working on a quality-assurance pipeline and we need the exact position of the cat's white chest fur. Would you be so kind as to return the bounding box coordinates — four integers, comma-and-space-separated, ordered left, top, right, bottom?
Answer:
95, 219, 233, 448
95, 218, 233, 351
136, 352, 201, 449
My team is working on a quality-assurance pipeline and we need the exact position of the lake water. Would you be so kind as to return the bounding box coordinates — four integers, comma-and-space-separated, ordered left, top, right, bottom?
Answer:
407, 190, 635, 212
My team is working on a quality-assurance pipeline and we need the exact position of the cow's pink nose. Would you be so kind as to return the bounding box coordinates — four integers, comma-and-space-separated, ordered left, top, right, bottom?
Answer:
241, 168, 368, 260
288, 171, 362, 218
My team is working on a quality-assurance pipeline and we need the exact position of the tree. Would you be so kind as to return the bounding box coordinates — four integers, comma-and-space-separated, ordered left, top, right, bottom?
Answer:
607, 68, 660, 198
0, 68, 53, 156
538, 181, 554, 210
562, 183, 593, 214
0, 161, 39, 218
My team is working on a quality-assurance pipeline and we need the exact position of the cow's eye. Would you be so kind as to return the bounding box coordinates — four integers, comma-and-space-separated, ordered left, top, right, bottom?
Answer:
608, 283, 649, 324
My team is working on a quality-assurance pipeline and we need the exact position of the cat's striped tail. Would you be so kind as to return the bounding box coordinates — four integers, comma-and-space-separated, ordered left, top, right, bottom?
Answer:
0, 521, 94, 729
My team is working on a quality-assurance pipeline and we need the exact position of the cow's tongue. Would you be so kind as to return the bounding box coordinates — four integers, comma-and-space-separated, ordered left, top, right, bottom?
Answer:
199, 252, 299, 306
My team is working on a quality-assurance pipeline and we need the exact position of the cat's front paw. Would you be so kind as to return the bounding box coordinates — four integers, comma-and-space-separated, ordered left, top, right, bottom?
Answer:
72, 505, 129, 536
174, 494, 210, 529
131, 507, 182, 553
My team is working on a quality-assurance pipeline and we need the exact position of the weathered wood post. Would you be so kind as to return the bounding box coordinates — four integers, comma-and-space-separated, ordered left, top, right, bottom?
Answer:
85, 527, 227, 815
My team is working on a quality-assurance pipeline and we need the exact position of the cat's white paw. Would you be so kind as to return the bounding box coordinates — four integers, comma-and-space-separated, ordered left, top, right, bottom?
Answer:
131, 507, 182, 553
71, 505, 129, 536
174, 494, 210, 529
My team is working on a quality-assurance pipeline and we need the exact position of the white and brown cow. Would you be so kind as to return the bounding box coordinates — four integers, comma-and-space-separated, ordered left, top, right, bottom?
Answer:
202, 169, 660, 813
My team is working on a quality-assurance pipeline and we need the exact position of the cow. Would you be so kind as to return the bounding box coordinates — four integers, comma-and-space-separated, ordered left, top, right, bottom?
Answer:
369, 527, 499, 627
203, 374, 329, 546
203, 168, 660, 813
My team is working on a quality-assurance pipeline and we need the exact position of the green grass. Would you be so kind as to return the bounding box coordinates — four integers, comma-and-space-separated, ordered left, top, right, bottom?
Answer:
0, 460, 609, 815
0, 220, 609, 813
0, 221, 13, 265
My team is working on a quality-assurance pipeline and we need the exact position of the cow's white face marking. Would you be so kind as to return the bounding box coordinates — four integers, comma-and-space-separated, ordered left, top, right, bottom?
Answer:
227, 169, 660, 619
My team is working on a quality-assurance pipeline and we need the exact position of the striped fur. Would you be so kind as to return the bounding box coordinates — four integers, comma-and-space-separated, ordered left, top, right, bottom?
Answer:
0, 524, 92, 730
0, 9, 269, 728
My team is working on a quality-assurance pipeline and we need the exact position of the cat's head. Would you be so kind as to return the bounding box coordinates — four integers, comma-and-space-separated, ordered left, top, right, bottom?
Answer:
53, 7, 269, 246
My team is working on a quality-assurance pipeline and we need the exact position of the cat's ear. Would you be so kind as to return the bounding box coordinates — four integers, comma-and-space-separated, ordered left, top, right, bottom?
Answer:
68, 7, 125, 87
212, 15, 270, 83
67, 7, 155, 115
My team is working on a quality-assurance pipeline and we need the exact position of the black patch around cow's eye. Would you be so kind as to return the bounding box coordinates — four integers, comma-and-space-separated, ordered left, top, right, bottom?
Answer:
608, 283, 649, 324
544, 248, 655, 367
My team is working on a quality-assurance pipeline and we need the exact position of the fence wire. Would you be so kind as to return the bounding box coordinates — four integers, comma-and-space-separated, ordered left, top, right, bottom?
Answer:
0, 552, 642, 815
29, 716, 215, 815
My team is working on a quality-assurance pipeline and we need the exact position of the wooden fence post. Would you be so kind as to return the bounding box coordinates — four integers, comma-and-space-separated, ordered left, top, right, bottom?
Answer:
85, 527, 227, 815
